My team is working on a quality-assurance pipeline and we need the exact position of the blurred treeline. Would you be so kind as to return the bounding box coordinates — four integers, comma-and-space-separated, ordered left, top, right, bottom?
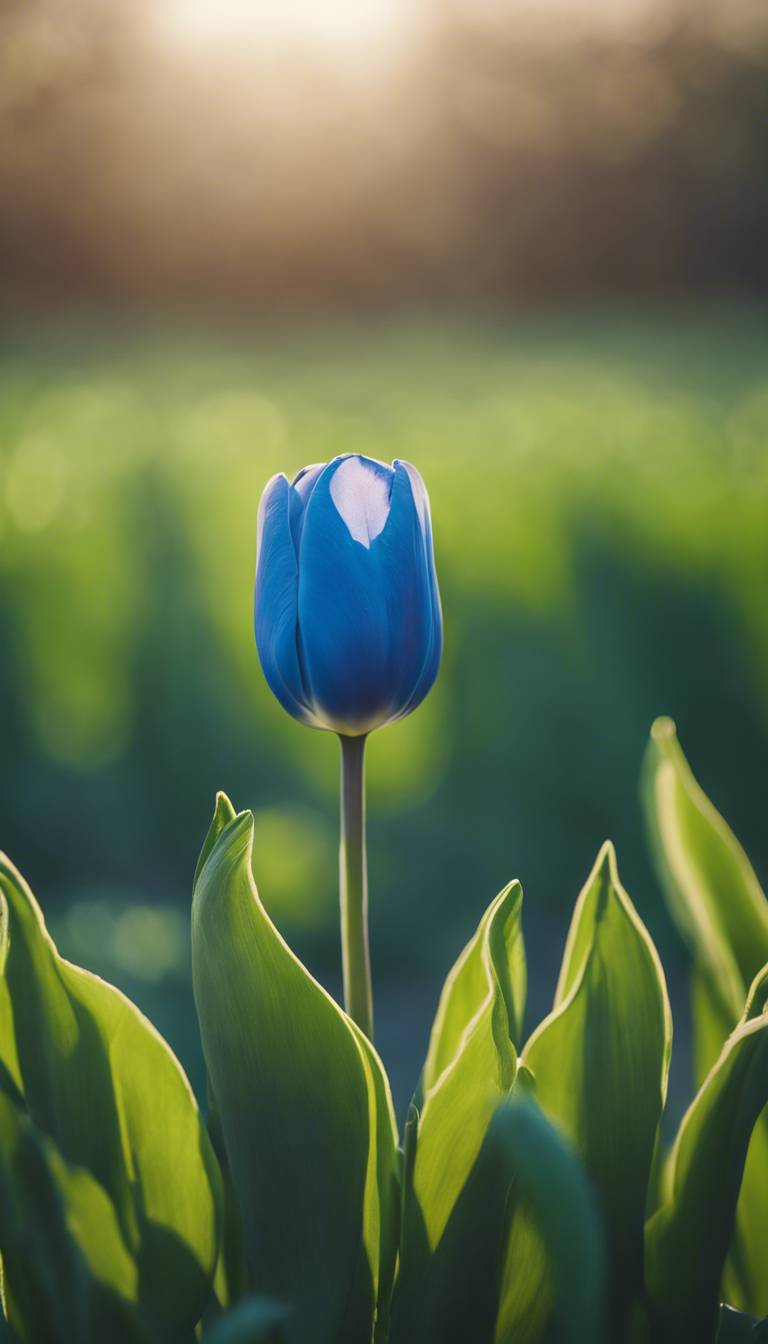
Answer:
2, 0, 768, 308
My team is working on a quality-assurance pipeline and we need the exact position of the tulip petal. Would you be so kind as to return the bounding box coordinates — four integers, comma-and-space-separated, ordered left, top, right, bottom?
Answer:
254, 474, 314, 725
390, 460, 443, 719
376, 461, 441, 716
289, 463, 326, 552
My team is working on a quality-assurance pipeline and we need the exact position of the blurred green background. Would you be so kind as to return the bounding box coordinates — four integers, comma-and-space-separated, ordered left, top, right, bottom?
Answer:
2, 309, 767, 1117
1, 0, 768, 1120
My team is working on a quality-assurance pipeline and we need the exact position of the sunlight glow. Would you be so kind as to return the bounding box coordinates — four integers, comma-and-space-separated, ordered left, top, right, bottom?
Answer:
160, 0, 410, 51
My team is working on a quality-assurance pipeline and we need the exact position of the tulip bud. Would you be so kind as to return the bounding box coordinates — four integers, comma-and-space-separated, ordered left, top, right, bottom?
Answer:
255, 454, 442, 736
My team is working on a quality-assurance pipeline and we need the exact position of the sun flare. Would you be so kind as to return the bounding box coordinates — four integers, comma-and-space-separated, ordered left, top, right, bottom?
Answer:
160, 0, 410, 51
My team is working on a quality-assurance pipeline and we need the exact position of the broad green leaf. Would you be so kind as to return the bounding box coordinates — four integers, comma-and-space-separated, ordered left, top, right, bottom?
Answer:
391, 1093, 605, 1344
643, 717, 768, 1023
390, 1104, 515, 1344
191, 803, 398, 1344
390, 883, 524, 1342
717, 1306, 768, 1342
646, 965, 768, 1344
205, 1297, 289, 1344
0, 1090, 89, 1344
0, 1091, 143, 1344
644, 719, 768, 1314
0, 854, 222, 1339
523, 842, 671, 1334
492, 1096, 605, 1344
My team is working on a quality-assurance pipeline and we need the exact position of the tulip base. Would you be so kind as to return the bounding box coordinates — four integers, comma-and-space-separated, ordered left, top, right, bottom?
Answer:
339, 733, 373, 1041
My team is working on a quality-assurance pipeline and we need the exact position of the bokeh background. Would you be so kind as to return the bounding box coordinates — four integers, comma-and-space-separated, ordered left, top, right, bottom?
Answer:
1, 0, 767, 1121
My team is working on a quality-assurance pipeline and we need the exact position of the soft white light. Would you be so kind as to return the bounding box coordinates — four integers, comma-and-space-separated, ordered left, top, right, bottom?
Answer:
159, 0, 409, 51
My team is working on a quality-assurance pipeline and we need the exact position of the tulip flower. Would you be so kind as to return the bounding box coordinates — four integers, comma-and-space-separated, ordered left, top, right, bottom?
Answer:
254, 454, 441, 735
255, 453, 442, 1037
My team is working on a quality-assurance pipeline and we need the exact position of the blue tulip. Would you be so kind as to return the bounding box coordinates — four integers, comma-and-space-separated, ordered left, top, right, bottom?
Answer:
255, 454, 442, 735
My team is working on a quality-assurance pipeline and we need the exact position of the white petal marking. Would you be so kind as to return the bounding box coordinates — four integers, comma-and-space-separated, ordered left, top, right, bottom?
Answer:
329, 456, 391, 549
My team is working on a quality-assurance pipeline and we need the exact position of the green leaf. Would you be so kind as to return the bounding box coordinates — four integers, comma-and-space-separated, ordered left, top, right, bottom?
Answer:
424, 879, 526, 1085
0, 1090, 89, 1344
643, 717, 768, 1023
0, 1091, 144, 1344
208, 1080, 246, 1314
692, 966, 732, 1084
491, 1096, 605, 1344
0, 854, 222, 1339
717, 1306, 768, 1342
413, 880, 523, 1245
191, 802, 399, 1344
646, 965, 768, 1344
197, 792, 247, 1316
391, 1094, 605, 1344
523, 842, 671, 1334
644, 718, 768, 1314
724, 1116, 768, 1318
194, 791, 237, 890
204, 1297, 289, 1344
390, 882, 524, 1342
691, 972, 768, 1319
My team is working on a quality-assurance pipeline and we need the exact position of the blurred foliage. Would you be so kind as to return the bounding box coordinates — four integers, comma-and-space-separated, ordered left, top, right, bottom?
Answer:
1, 308, 767, 1104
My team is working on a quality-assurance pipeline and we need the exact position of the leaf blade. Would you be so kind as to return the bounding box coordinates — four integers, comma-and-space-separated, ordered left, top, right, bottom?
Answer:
644, 719, 768, 1314
391, 883, 524, 1342
191, 806, 398, 1344
643, 717, 768, 1021
0, 1091, 145, 1344
0, 854, 222, 1337
646, 966, 768, 1344
523, 842, 671, 1333
491, 1096, 605, 1344
414, 880, 523, 1250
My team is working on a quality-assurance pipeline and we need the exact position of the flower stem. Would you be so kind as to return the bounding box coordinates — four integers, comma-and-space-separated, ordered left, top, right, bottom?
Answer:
339, 733, 373, 1040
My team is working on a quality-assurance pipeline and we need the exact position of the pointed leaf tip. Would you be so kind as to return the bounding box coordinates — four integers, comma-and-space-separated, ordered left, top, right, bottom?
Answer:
643, 719, 768, 1022
524, 843, 671, 1333
193, 791, 241, 889
424, 876, 525, 1093
191, 795, 398, 1343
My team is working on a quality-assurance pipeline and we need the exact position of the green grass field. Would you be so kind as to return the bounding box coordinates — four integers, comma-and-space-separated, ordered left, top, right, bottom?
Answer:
2, 305, 767, 1107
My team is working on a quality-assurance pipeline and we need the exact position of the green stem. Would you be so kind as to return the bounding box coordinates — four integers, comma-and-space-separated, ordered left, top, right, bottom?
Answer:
339, 733, 373, 1040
